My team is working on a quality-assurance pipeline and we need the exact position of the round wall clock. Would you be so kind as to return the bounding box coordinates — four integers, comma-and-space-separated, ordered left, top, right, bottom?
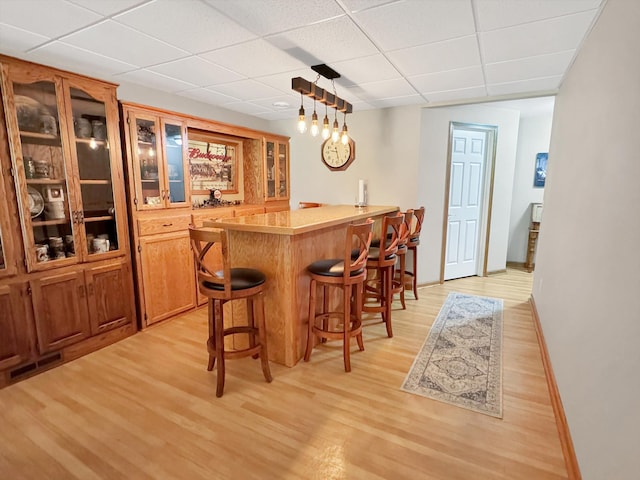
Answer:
321, 137, 356, 171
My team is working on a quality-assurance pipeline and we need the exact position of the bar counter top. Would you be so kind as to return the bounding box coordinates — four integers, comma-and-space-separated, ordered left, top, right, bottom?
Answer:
204, 204, 398, 235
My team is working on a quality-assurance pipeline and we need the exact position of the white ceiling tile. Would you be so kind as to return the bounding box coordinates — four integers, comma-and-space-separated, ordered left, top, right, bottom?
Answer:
114, 0, 256, 54
212, 79, 284, 101
424, 86, 488, 104
341, 0, 402, 14
485, 50, 575, 84
331, 54, 401, 87
353, 0, 476, 50
61, 20, 189, 67
67, 0, 150, 16
0, 23, 50, 55
475, 0, 603, 31
0, 0, 101, 38
267, 16, 378, 66
177, 88, 240, 105
149, 57, 244, 87
410, 66, 485, 95
251, 94, 300, 110
487, 75, 563, 96
201, 39, 307, 78
116, 69, 197, 93
368, 94, 424, 109
221, 102, 271, 116
387, 35, 481, 77
346, 78, 417, 103
480, 11, 597, 63
206, 0, 345, 36
27, 41, 137, 78
256, 109, 299, 121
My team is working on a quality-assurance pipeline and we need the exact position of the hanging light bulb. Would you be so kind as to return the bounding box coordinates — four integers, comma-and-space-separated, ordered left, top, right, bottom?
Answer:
310, 99, 319, 137
321, 103, 330, 140
331, 108, 340, 143
297, 92, 307, 134
340, 113, 349, 145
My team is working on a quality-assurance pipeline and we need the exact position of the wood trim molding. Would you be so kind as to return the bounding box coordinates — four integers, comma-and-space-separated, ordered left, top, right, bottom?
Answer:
529, 295, 582, 480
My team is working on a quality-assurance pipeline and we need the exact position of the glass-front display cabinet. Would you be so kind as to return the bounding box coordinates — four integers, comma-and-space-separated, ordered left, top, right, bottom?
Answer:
122, 106, 189, 210
264, 137, 289, 201
0, 61, 127, 271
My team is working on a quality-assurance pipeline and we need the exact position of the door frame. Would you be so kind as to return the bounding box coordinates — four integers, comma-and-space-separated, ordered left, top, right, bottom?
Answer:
440, 122, 498, 283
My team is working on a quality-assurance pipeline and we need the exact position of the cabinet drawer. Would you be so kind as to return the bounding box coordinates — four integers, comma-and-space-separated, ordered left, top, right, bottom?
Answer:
137, 215, 192, 236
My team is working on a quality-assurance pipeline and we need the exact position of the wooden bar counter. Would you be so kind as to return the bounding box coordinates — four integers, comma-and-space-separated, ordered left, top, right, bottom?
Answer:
204, 205, 398, 366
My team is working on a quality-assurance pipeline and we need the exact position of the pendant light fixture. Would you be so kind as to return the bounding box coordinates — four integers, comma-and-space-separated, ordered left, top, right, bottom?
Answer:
291, 64, 353, 142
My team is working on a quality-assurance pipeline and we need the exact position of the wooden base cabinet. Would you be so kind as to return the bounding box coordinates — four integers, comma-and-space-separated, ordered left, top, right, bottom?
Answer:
139, 229, 195, 326
0, 55, 137, 388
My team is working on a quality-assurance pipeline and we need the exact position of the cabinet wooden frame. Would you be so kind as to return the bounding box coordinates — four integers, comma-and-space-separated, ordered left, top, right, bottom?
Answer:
0, 55, 137, 388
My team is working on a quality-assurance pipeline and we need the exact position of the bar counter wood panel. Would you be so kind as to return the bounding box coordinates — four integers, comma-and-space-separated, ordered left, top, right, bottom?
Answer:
205, 205, 397, 366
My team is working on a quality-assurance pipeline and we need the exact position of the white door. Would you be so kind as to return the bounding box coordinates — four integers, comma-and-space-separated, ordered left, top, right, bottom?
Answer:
444, 128, 487, 280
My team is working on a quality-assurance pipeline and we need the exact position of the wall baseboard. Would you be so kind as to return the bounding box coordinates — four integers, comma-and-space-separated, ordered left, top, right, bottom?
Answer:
530, 295, 582, 480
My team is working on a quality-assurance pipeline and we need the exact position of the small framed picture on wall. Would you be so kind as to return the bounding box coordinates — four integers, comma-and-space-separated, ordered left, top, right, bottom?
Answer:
534, 152, 548, 188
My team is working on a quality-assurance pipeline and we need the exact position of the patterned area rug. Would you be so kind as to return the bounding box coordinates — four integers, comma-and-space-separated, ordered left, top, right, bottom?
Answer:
401, 292, 504, 418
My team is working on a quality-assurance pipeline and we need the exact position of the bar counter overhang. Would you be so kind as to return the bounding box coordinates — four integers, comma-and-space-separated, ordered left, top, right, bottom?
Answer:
204, 205, 398, 366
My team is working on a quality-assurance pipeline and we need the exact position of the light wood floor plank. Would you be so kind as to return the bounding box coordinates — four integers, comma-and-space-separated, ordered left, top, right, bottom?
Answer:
0, 268, 567, 479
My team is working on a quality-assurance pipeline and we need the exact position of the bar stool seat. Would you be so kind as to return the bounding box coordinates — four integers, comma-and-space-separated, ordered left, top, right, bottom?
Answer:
305, 219, 373, 372
189, 226, 272, 397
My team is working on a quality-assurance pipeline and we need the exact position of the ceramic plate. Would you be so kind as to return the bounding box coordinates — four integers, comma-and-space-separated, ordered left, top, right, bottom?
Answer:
28, 186, 44, 218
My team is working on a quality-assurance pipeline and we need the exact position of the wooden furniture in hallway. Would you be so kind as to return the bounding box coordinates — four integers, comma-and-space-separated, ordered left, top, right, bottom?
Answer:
189, 226, 271, 397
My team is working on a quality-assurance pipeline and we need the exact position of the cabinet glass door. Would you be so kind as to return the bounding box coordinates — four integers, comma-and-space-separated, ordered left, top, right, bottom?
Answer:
278, 142, 288, 198
265, 140, 276, 199
132, 115, 163, 209
9, 78, 76, 270
163, 120, 188, 206
68, 86, 119, 257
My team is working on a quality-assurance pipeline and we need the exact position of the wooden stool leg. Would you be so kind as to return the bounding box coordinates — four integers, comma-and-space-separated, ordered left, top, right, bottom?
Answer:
304, 279, 317, 361
321, 285, 329, 343
255, 293, 272, 383
354, 282, 365, 352
412, 247, 419, 300
399, 253, 407, 310
247, 298, 259, 359
343, 286, 351, 372
214, 300, 225, 397
384, 266, 393, 338
207, 299, 215, 371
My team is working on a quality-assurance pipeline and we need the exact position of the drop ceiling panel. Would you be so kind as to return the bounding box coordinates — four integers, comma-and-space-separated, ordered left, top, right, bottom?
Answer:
474, 0, 602, 31
341, 0, 402, 14
388, 35, 481, 77
411, 66, 485, 95
352, 0, 476, 50
368, 94, 424, 109
212, 79, 284, 101
116, 69, 197, 93
267, 16, 378, 66
114, 0, 256, 54
68, 0, 150, 17
480, 11, 598, 63
178, 88, 240, 105
0, 0, 101, 38
425, 86, 488, 104
149, 57, 244, 87
221, 101, 271, 116
27, 41, 137, 78
331, 54, 401, 87
60, 20, 189, 66
0, 24, 50, 55
349, 78, 417, 102
485, 50, 575, 84
201, 39, 307, 78
206, 0, 345, 36
487, 75, 563, 96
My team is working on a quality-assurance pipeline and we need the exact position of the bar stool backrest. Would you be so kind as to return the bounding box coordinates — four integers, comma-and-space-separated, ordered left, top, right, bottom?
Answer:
189, 227, 231, 297
409, 207, 425, 244
346, 218, 374, 283
379, 212, 404, 264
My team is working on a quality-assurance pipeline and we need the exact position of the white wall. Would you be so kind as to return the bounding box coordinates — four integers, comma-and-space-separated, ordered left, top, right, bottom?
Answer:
419, 105, 520, 282
507, 113, 552, 263
532, 0, 640, 478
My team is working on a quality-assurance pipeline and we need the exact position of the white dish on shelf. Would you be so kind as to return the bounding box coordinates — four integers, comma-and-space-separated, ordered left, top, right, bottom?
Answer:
28, 186, 44, 218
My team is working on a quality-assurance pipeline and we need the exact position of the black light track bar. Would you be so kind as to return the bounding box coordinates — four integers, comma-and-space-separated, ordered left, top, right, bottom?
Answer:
291, 77, 353, 114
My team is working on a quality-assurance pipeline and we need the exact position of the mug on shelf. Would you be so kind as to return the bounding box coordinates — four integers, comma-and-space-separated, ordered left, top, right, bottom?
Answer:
35, 244, 49, 262
33, 160, 50, 179
40, 114, 57, 136
92, 237, 109, 253
75, 117, 92, 138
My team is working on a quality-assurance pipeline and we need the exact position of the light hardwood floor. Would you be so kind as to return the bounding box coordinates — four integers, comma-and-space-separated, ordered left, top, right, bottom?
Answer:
0, 268, 567, 479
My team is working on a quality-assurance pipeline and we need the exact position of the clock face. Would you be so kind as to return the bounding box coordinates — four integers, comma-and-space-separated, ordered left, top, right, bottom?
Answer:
321, 138, 356, 171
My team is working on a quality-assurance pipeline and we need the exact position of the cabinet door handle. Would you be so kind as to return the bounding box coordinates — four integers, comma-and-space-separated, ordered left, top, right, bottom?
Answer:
163, 223, 173, 227
78, 284, 85, 298
88, 283, 94, 295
